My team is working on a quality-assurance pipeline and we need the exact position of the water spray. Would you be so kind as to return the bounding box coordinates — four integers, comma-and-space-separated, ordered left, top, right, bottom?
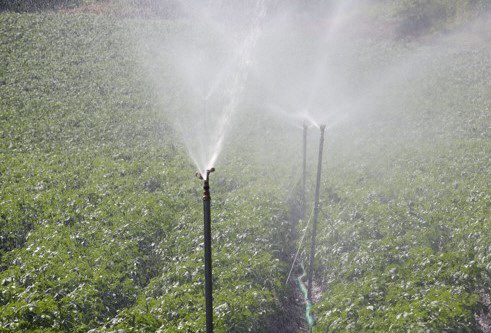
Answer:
307, 124, 325, 302
197, 167, 215, 333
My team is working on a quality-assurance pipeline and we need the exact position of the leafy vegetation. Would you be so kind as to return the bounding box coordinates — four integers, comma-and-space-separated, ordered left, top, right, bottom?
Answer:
0, 0, 82, 12
0, 12, 296, 332
1, 2, 490, 332
366, 0, 491, 38
307, 36, 491, 331
394, 0, 490, 36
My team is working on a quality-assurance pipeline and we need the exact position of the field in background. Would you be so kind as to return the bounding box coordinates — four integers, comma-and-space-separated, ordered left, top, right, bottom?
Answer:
1, 2, 490, 332
311, 35, 491, 331
2, 0, 490, 38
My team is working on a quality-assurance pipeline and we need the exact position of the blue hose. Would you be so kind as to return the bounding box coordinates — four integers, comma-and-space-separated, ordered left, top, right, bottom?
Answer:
297, 261, 315, 330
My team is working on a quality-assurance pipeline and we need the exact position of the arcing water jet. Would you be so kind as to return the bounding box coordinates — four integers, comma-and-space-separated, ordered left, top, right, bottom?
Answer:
169, 0, 268, 177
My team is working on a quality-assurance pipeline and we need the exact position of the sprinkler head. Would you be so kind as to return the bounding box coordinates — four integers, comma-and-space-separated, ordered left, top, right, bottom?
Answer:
320, 124, 326, 131
206, 168, 215, 179
201, 168, 215, 201
196, 168, 215, 181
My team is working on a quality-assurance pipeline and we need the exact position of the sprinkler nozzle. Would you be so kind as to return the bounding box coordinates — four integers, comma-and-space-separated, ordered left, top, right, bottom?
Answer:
200, 168, 215, 201
196, 168, 215, 181
320, 124, 326, 131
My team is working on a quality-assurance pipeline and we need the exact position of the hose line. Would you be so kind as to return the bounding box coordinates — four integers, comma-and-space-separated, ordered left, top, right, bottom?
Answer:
297, 261, 315, 330
285, 206, 316, 330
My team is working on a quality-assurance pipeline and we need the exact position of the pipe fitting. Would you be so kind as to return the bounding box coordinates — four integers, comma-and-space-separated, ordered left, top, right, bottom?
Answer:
202, 168, 215, 201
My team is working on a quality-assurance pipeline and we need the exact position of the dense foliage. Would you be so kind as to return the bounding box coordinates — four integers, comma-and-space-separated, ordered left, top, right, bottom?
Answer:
0, 0, 82, 12
307, 37, 491, 331
390, 0, 490, 36
1, 2, 490, 332
2, 0, 489, 38
0, 12, 295, 332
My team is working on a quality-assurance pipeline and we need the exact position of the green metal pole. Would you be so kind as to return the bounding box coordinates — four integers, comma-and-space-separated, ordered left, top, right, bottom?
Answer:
308, 125, 325, 302
200, 168, 215, 333
302, 123, 308, 219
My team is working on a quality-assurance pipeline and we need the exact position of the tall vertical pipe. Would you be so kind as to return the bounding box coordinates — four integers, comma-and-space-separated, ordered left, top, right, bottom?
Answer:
200, 168, 215, 333
308, 125, 325, 302
302, 123, 308, 220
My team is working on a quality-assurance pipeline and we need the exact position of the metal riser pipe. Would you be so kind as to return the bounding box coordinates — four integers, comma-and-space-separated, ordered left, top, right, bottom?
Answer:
307, 125, 325, 302
302, 124, 308, 219
199, 168, 215, 333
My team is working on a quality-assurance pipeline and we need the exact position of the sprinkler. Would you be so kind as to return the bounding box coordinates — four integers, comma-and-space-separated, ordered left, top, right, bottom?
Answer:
197, 167, 215, 333
308, 125, 325, 302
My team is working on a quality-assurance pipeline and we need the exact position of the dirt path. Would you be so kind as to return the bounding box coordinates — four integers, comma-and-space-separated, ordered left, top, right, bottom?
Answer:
275, 182, 320, 333
477, 292, 491, 333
